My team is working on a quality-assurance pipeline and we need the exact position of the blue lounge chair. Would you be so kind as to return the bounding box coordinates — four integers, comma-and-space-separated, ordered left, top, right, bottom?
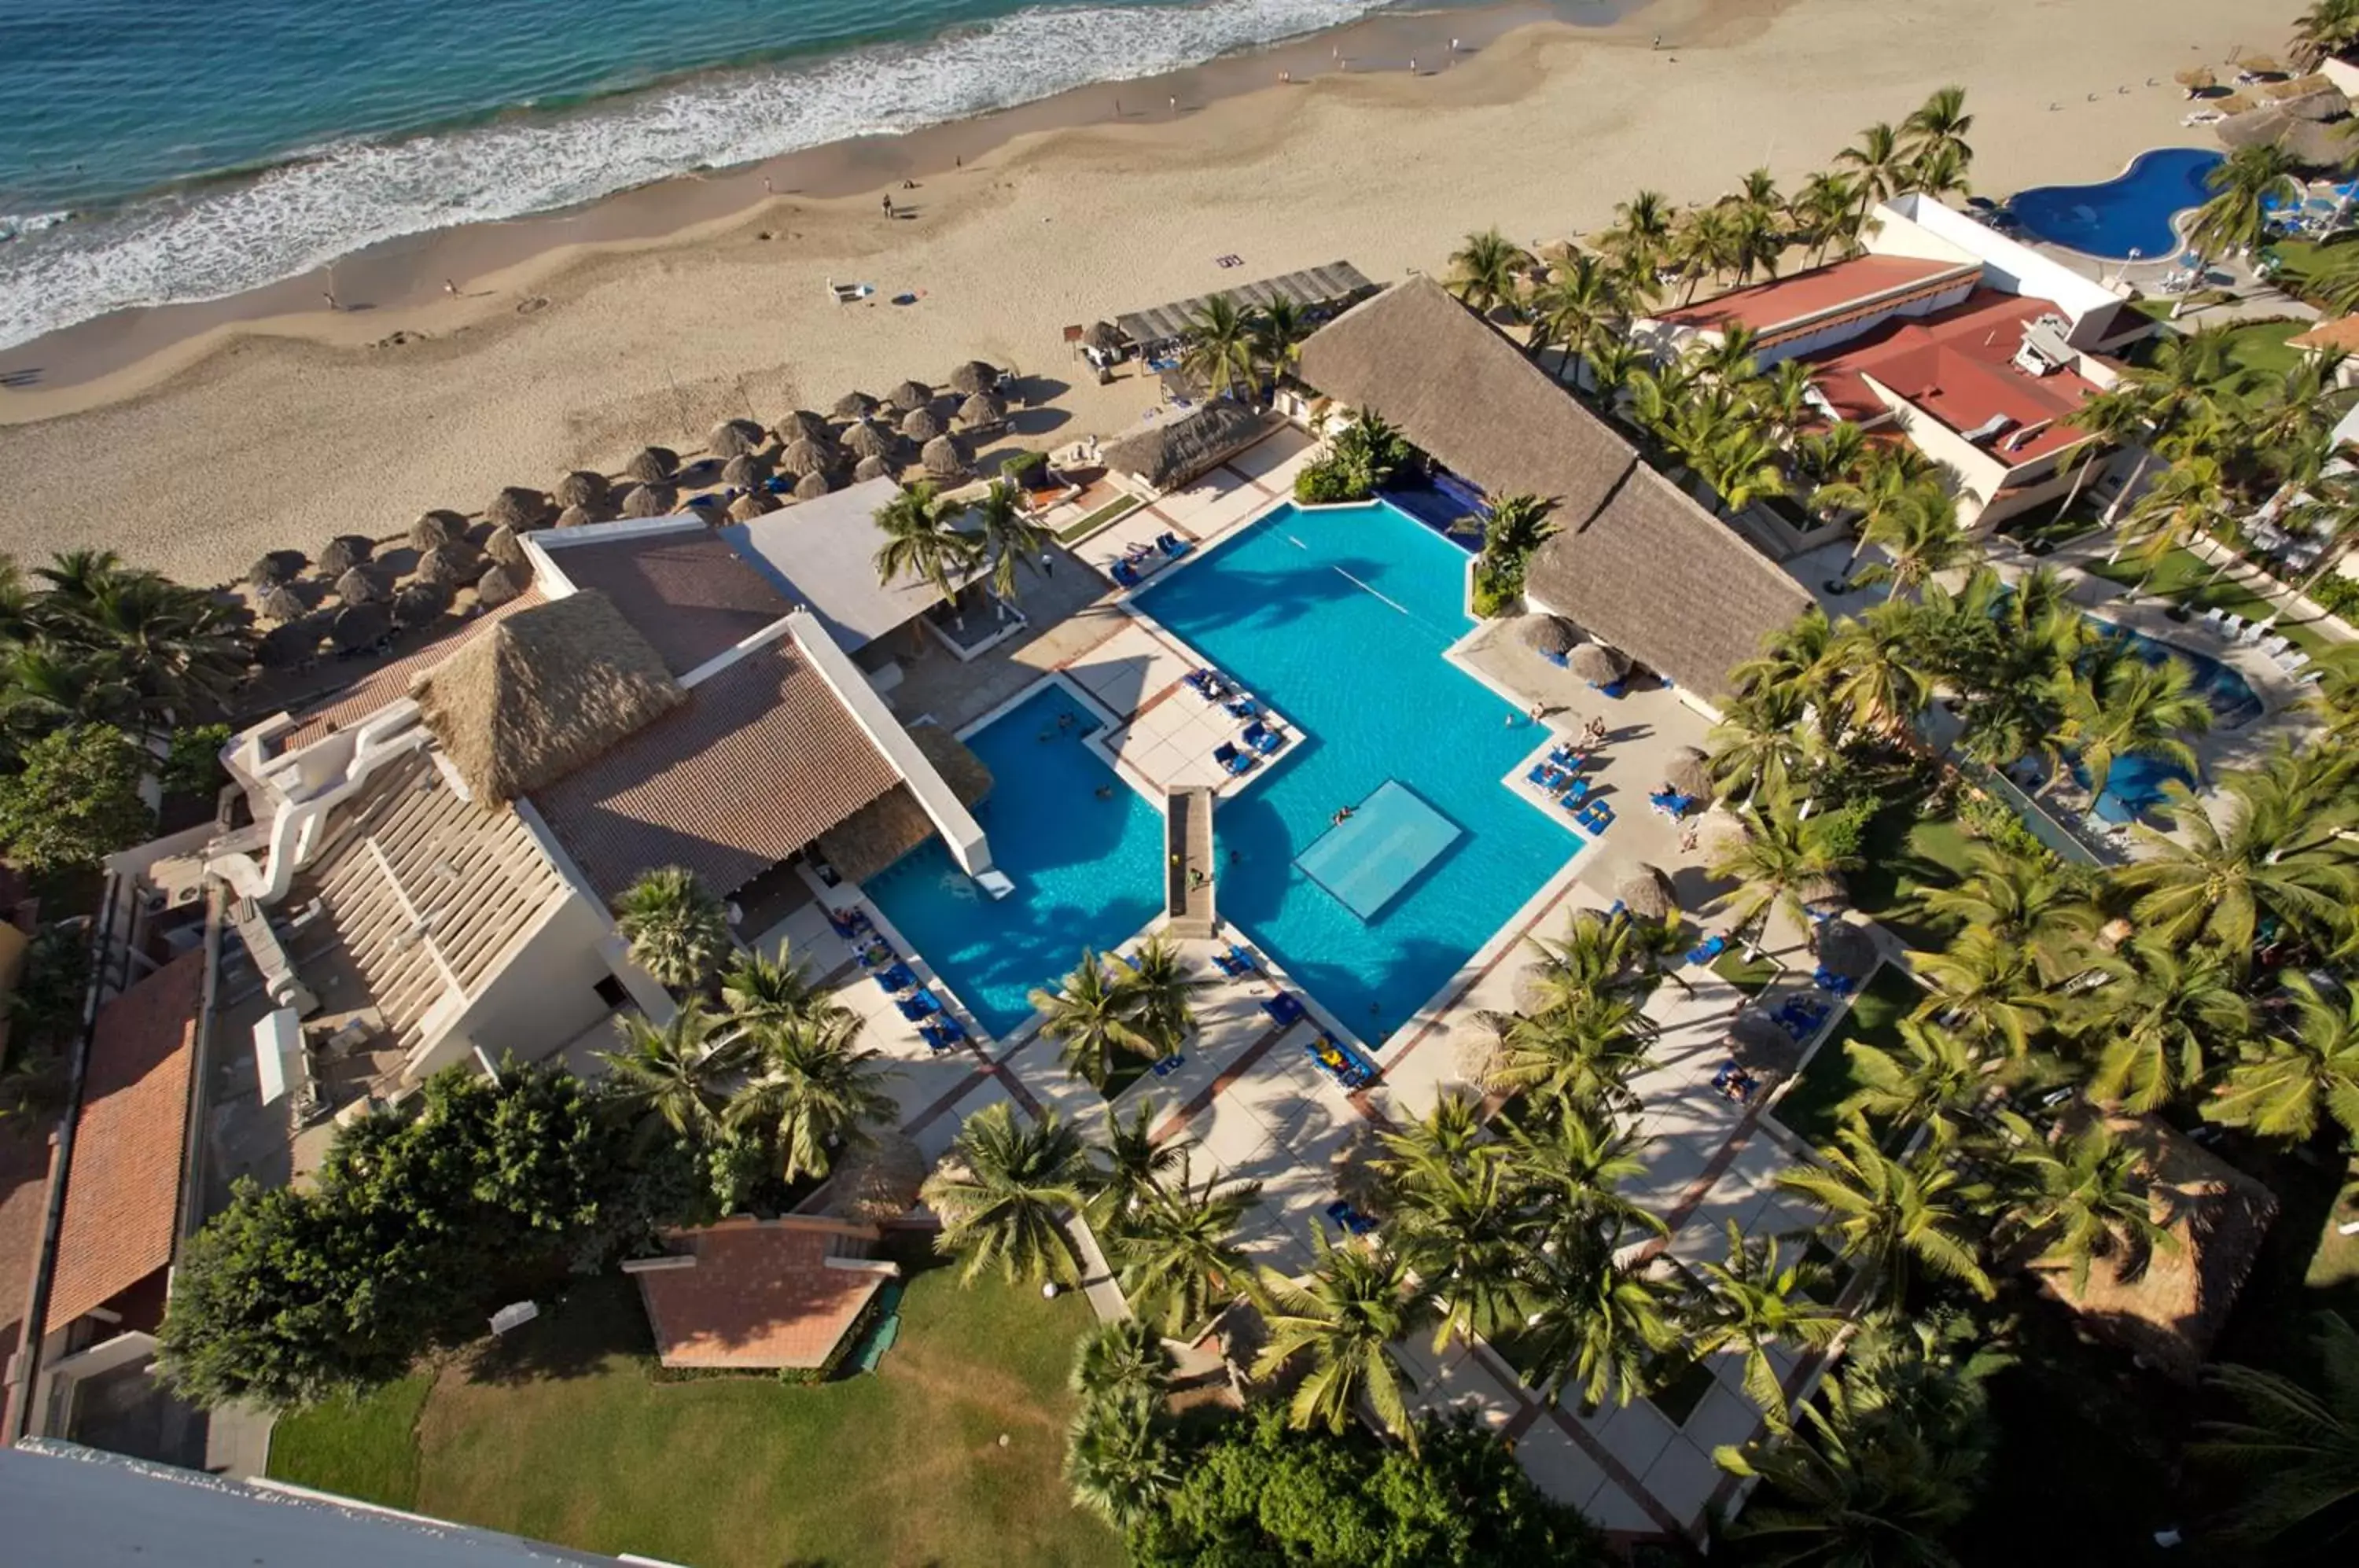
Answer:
1262, 992, 1305, 1026
1150, 1052, 1186, 1077
1240, 719, 1283, 755
1224, 694, 1260, 720
1599, 679, 1628, 699
1527, 761, 1565, 789
920, 1018, 966, 1052
826, 907, 870, 940
855, 937, 895, 969
1183, 668, 1224, 699
1214, 742, 1257, 776
875, 963, 918, 993
1213, 945, 1256, 977
1547, 742, 1581, 766
896, 990, 941, 1021
1111, 559, 1143, 588
1559, 778, 1591, 808
1543, 649, 1570, 668
1685, 933, 1729, 966
1157, 531, 1191, 558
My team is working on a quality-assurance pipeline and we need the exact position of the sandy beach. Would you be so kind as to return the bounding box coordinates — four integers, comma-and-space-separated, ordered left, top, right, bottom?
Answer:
0, 0, 2303, 587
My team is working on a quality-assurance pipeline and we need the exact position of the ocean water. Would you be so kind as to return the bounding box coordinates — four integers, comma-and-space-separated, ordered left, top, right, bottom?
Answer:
0, 0, 1411, 350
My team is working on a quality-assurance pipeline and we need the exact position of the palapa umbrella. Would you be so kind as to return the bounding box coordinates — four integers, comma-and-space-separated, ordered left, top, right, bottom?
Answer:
722, 453, 771, 489
624, 445, 679, 483
331, 602, 392, 654
794, 470, 834, 501
258, 618, 322, 668
485, 485, 552, 532
955, 391, 1006, 432
1453, 1021, 1501, 1095
1511, 966, 1559, 1019
780, 436, 834, 477
885, 378, 933, 412
316, 535, 374, 578
334, 567, 385, 605
2235, 51, 2283, 75
410, 510, 466, 550
617, 482, 676, 518
1665, 745, 1712, 802
831, 390, 878, 421
554, 469, 609, 510
827, 1132, 928, 1224
726, 491, 775, 522
413, 541, 477, 590
1080, 320, 1123, 353
1816, 920, 1879, 979
248, 550, 306, 589
474, 564, 524, 608
1729, 1010, 1792, 1063
1615, 864, 1676, 922
1518, 613, 1577, 659
775, 410, 831, 447
947, 359, 999, 396
555, 503, 598, 529
392, 581, 450, 629
708, 418, 766, 458
484, 525, 531, 575
843, 419, 896, 460
900, 406, 945, 443
1696, 808, 1750, 859
852, 454, 892, 483
2175, 65, 2217, 94
683, 492, 726, 525
258, 584, 308, 623
1570, 642, 1631, 684
921, 434, 968, 479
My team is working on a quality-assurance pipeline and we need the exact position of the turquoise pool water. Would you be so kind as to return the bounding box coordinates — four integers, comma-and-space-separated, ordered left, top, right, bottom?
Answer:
1138, 499, 1579, 1040
865, 686, 1165, 1037
2008, 147, 2223, 261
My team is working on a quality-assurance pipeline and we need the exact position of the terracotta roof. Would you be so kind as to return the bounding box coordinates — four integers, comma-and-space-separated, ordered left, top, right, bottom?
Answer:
48, 951, 204, 1328
2291, 315, 2359, 355
630, 1217, 892, 1368
1801, 290, 2100, 465
277, 588, 546, 753
0, 1124, 53, 1355
1655, 255, 1975, 342
535, 631, 903, 903
543, 528, 793, 678
1297, 275, 1637, 525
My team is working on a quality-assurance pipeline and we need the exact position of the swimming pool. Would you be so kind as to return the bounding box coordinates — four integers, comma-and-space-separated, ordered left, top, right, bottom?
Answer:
865, 686, 1165, 1037
2073, 619, 2259, 820
2008, 147, 2223, 260
1137, 498, 1579, 1040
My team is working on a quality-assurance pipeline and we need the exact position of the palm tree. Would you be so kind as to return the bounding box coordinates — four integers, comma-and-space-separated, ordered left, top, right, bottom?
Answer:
2113, 778, 2359, 961
1838, 1018, 1992, 1144
1518, 1230, 1680, 1409
1470, 492, 1555, 598
1907, 142, 1973, 203
596, 1001, 755, 1147
1086, 1096, 1182, 1231
1778, 1127, 1996, 1303
1755, 359, 1818, 444
1446, 228, 1532, 319
1686, 1221, 1846, 1417
971, 480, 1051, 604
1069, 1316, 1172, 1408
1507, 1099, 1665, 1242
872, 480, 984, 604
1527, 252, 1624, 386
1855, 487, 1975, 602
2102, 326, 2236, 524
57, 570, 248, 724
1252, 1234, 1427, 1447
1730, 603, 1837, 704
2056, 648, 2210, 805
1607, 190, 1675, 274
720, 942, 841, 1030
1385, 1139, 1525, 1351
2066, 935, 2252, 1113
723, 1012, 901, 1182
2291, 0, 2359, 70
2188, 144, 2303, 257
2206, 973, 2359, 1144
1813, 449, 1938, 586
2118, 453, 2230, 596
1790, 170, 1864, 264
1708, 685, 1817, 804
1698, 418, 1789, 518
1901, 86, 1974, 170
1823, 601, 1935, 741
1912, 927, 2055, 1059
1518, 908, 1646, 1016
1913, 842, 2098, 981
1998, 1116, 2177, 1296
1490, 993, 1652, 1111
1708, 792, 1862, 944
613, 866, 733, 990
1032, 949, 1154, 1089
2193, 1311, 2359, 1554
1115, 1157, 1262, 1336
1062, 1390, 1176, 1529
1180, 293, 1257, 396
1123, 934, 1211, 1056
922, 1101, 1091, 1286
1838, 123, 1911, 220
1249, 296, 1310, 391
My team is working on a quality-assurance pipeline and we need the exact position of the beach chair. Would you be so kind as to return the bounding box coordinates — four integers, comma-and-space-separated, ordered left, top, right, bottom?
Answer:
1581, 801, 1617, 831
1241, 719, 1284, 755
855, 937, 895, 969
1526, 760, 1565, 790
1111, 558, 1143, 588
1150, 1053, 1187, 1077
2216, 613, 2247, 642
874, 963, 918, 993
2238, 617, 2270, 646
2199, 606, 2228, 635
1224, 694, 1260, 720
1183, 668, 1218, 698
896, 990, 941, 1021
1213, 741, 1257, 776
1157, 532, 1191, 558
1262, 992, 1305, 1026
1546, 742, 1581, 767
2260, 633, 2293, 659
826, 907, 870, 940
2279, 649, 2312, 674
1213, 944, 1257, 978
1686, 933, 1729, 966
1599, 679, 1628, 699
1559, 778, 1592, 808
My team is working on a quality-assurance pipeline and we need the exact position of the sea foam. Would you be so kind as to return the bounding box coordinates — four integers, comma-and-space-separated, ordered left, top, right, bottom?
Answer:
0, 0, 1382, 351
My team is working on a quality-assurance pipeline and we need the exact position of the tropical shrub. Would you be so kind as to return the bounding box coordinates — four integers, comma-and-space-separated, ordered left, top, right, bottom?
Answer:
0, 723, 154, 876
1294, 455, 1373, 505
163, 722, 234, 798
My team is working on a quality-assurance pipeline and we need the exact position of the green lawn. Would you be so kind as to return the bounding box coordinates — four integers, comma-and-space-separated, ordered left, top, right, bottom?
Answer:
2081, 545, 2336, 657
1842, 795, 1979, 953
1770, 964, 1924, 1150
1056, 496, 1141, 545
1710, 948, 1780, 996
2126, 315, 2311, 392
267, 1243, 1118, 1568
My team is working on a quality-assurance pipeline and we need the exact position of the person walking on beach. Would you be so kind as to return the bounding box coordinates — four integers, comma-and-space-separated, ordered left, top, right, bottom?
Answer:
443, 278, 459, 297
1040, 549, 1054, 577
881, 193, 895, 219
321, 289, 337, 312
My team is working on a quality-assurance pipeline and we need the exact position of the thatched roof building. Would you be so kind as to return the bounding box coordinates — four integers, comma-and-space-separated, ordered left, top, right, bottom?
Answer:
1816, 919, 1879, 979
1615, 864, 1676, 922
1665, 745, 1712, 801
408, 590, 686, 807
1102, 401, 1271, 491
1570, 642, 1629, 683
812, 724, 993, 883
827, 1132, 928, 1224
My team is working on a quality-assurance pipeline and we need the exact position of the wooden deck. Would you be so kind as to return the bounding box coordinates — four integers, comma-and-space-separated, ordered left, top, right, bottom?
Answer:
1165, 786, 1216, 939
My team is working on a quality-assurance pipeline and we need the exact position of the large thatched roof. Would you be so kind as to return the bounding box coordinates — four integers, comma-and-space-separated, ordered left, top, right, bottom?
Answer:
1102, 401, 1271, 490
813, 725, 993, 884
408, 589, 687, 807
827, 1131, 928, 1223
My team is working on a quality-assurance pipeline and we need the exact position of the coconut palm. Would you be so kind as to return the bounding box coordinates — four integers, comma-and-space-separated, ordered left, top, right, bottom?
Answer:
1608, 190, 1676, 272
53, 569, 249, 723
2188, 144, 2303, 257
1813, 448, 1938, 584
1446, 228, 1533, 318
1490, 993, 1653, 1112
1069, 1316, 1172, 1408
1790, 170, 1864, 264
1115, 1157, 1262, 1336
1180, 293, 1257, 397
1708, 791, 1861, 943
596, 1001, 756, 1147
1518, 909, 1647, 1016
1249, 296, 1310, 391
1385, 1139, 1527, 1351
1913, 843, 2099, 982
1518, 1229, 1681, 1409
1086, 1096, 1183, 1231
2114, 778, 2359, 962
2066, 935, 2252, 1113
1374, 1091, 1491, 1191
1778, 1126, 1996, 1303
2192, 1310, 2359, 1554
1708, 685, 1819, 804
613, 866, 733, 990
2119, 455, 2231, 597
1755, 359, 1819, 444
872, 480, 984, 602
2102, 326, 2237, 525
1908, 142, 1973, 203
1123, 934, 1211, 1056
1686, 1222, 1847, 1418
723, 1012, 900, 1182
1032, 949, 1154, 1089
1824, 601, 1935, 741
1527, 252, 1625, 386
922, 1101, 1091, 1286
1698, 419, 1789, 517
1912, 928, 2055, 1059
2206, 973, 2359, 1144
1506, 1099, 1665, 1243
1063, 1390, 1176, 1529
1252, 1234, 1428, 1447
971, 480, 1052, 604
1901, 85, 1974, 169
720, 942, 842, 1031
2291, 0, 2359, 70
1838, 1018, 1993, 1144
1838, 122, 1911, 219
1997, 1114, 2178, 1296
1470, 492, 1555, 598
1854, 486, 1975, 602
2056, 647, 2211, 805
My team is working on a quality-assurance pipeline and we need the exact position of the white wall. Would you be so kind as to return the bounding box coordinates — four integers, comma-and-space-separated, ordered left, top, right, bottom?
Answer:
421, 890, 622, 1077
1871, 196, 2128, 346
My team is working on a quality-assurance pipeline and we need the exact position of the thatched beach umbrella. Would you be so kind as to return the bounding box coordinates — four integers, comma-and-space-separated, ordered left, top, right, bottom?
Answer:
624, 446, 679, 484
843, 420, 895, 461
410, 510, 466, 551
1330, 1126, 1392, 1219
414, 542, 477, 590
1696, 808, 1750, 859
2235, 51, 2283, 75
794, 470, 834, 501
683, 493, 727, 526
393, 582, 450, 629
485, 485, 552, 532
852, 454, 892, 483
1616, 864, 1676, 922
1665, 745, 1712, 802
726, 491, 775, 522
921, 434, 968, 479
1517, 614, 1577, 659
1797, 873, 1849, 916
955, 391, 1007, 432
2175, 65, 2217, 94
248, 550, 306, 590
708, 418, 766, 458
1453, 1021, 1501, 1095
555, 503, 598, 529
885, 378, 933, 413
1081, 321, 1123, 353
258, 584, 308, 623
780, 436, 833, 477
1816, 920, 1879, 979
484, 525, 531, 576
316, 536, 374, 578
947, 359, 999, 396
775, 410, 831, 447
334, 567, 385, 605
554, 470, 609, 510
1570, 642, 1631, 684
1730, 1010, 1792, 1062
900, 406, 944, 443
831, 391, 878, 421
474, 564, 525, 608
722, 453, 771, 489
828, 1132, 927, 1224
332, 602, 392, 654
1511, 965, 1559, 1019
618, 482, 675, 518
258, 618, 322, 668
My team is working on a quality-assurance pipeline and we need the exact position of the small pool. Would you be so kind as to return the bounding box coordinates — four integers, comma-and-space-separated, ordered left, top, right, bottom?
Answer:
2072, 619, 2260, 820
864, 686, 1165, 1037
2009, 147, 2223, 260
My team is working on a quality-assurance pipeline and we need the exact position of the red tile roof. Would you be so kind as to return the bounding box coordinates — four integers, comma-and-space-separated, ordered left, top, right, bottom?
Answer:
631, 1218, 891, 1368
535, 631, 902, 902
1801, 290, 2100, 466
1656, 256, 1975, 342
2290, 315, 2359, 355
48, 951, 204, 1328
545, 530, 793, 678
277, 587, 547, 753
0, 1124, 56, 1356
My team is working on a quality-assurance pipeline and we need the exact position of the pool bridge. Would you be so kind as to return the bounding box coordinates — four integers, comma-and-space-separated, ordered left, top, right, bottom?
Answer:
1165, 787, 1217, 939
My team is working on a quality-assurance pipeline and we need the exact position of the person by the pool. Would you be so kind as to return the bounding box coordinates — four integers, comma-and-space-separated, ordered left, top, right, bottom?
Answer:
1330, 805, 1353, 826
